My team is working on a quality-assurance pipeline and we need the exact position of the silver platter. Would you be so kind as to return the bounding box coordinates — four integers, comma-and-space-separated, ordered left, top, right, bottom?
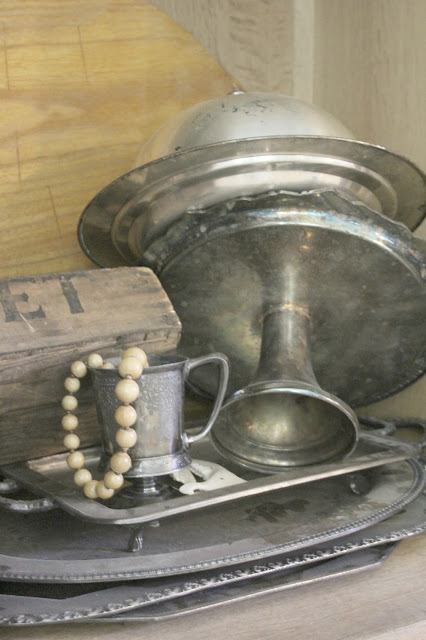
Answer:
0, 457, 423, 583
77, 136, 426, 268
0, 431, 419, 524
91, 545, 398, 623
0, 544, 397, 626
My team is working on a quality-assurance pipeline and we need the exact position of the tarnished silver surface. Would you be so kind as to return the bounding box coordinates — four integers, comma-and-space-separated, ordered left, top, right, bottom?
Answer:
135, 92, 356, 165
0, 456, 423, 583
0, 478, 19, 494
211, 303, 359, 469
94, 545, 398, 623
78, 91, 426, 268
3, 483, 426, 626
0, 494, 55, 513
0, 432, 420, 525
90, 353, 229, 478
0, 544, 397, 626
78, 139, 426, 270
149, 192, 425, 411
0, 476, 55, 513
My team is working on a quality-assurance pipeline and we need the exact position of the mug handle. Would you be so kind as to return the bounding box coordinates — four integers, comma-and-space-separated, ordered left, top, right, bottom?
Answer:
182, 353, 229, 445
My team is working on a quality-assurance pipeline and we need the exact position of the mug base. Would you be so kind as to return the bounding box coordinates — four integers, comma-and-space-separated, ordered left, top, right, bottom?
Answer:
124, 448, 192, 479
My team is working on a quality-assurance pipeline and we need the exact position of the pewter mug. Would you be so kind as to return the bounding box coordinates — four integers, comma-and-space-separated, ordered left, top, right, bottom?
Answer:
90, 353, 229, 478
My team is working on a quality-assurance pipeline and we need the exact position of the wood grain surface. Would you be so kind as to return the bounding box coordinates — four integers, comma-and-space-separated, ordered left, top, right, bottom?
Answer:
311, 0, 426, 420
313, 0, 426, 173
151, 0, 295, 94
0, 0, 236, 280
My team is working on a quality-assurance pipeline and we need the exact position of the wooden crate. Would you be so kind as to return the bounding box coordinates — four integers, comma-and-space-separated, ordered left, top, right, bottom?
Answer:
0, 267, 181, 464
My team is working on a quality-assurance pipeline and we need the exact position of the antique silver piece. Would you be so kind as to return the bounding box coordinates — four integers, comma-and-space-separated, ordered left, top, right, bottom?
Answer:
0, 431, 420, 523
142, 192, 425, 469
0, 493, 55, 513
0, 462, 426, 583
92, 545, 398, 623
90, 353, 229, 479
134, 91, 355, 164
0, 478, 56, 513
0, 544, 397, 626
3, 472, 426, 625
211, 303, 359, 469
78, 93, 426, 270
77, 91, 425, 470
0, 456, 423, 582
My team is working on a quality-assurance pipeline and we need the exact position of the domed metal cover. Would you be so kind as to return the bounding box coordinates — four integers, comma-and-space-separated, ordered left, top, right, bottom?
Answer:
133, 92, 356, 165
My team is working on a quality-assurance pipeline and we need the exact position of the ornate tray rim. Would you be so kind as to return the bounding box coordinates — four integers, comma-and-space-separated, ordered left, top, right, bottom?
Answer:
0, 544, 399, 627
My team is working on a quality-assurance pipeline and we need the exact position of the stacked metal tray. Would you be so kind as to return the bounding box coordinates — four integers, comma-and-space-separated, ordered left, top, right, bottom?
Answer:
0, 425, 425, 627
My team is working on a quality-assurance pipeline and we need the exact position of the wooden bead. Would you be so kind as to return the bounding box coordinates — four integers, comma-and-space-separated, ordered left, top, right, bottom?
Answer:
115, 404, 137, 428
110, 451, 132, 474
116, 427, 137, 449
66, 450, 85, 469
62, 395, 78, 411
96, 481, 115, 500
62, 414, 78, 431
115, 378, 140, 404
70, 360, 87, 378
87, 353, 103, 368
74, 468, 92, 487
63, 433, 80, 450
122, 347, 148, 367
63, 346, 148, 500
64, 377, 81, 393
103, 471, 124, 490
118, 356, 143, 379
83, 480, 99, 499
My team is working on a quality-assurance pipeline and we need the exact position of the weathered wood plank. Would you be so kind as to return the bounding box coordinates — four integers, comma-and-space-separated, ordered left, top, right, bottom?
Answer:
0, 267, 181, 464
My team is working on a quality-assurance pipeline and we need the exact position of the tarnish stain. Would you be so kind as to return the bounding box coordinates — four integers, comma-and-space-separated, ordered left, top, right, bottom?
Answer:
245, 499, 308, 523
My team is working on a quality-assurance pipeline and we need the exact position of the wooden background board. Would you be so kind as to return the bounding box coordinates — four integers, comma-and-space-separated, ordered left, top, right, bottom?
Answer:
0, 0, 236, 280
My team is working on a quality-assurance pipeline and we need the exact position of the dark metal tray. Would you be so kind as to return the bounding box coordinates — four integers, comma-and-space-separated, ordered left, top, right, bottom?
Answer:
0, 457, 423, 583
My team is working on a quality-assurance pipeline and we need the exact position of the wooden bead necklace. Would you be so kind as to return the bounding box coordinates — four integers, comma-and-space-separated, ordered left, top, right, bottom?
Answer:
61, 347, 148, 500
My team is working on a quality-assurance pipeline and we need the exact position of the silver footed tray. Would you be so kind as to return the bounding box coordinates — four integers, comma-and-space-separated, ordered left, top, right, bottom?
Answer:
0, 431, 420, 526
0, 457, 423, 583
